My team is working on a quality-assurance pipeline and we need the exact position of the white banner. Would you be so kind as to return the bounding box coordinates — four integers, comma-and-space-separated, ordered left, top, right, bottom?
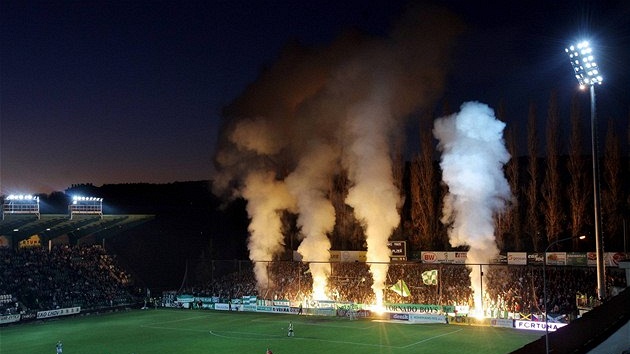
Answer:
37, 307, 80, 319
545, 252, 566, 266
605, 252, 629, 267
420, 251, 467, 264
329, 250, 366, 262
514, 320, 567, 332
409, 313, 446, 324
507, 252, 527, 265
214, 303, 243, 311
490, 318, 514, 328
0, 314, 21, 324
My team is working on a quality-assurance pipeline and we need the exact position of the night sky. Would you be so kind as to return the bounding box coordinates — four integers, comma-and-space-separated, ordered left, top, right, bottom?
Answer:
1, 0, 629, 195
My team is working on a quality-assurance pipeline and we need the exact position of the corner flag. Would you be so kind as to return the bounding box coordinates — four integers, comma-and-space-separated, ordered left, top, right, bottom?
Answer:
422, 270, 438, 285
389, 279, 411, 297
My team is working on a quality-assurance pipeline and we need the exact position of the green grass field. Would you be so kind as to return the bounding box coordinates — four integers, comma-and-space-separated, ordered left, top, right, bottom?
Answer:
0, 309, 542, 354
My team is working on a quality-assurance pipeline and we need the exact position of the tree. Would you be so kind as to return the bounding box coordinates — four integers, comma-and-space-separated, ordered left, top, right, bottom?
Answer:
601, 118, 623, 250
541, 92, 564, 248
494, 102, 519, 252
391, 149, 406, 241
525, 102, 543, 251
410, 126, 441, 251
330, 171, 364, 250
566, 94, 590, 250
503, 123, 522, 251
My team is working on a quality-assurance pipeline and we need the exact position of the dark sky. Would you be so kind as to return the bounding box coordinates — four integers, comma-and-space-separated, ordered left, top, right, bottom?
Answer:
1, 0, 629, 195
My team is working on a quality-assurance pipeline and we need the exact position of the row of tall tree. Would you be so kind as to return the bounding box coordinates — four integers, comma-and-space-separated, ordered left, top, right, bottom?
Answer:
322, 93, 628, 256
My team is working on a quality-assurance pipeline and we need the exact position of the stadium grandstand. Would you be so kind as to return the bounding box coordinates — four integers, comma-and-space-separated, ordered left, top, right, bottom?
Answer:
1, 193, 153, 321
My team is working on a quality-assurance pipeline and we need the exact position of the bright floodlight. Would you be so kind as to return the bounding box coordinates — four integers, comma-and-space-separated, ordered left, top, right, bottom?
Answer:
69, 195, 104, 219
72, 195, 103, 204
6, 194, 39, 201
565, 41, 603, 89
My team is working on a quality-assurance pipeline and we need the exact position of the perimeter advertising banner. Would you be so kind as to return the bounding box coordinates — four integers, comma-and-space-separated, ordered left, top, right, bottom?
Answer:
447, 316, 489, 326
507, 252, 527, 265
585, 252, 629, 267
528, 253, 544, 265
36, 307, 80, 319
490, 318, 514, 328
385, 303, 454, 313
409, 313, 446, 324
215, 303, 242, 311
514, 320, 567, 332
390, 313, 446, 324
18, 235, 41, 248
606, 252, 629, 266
0, 314, 20, 324
420, 252, 467, 264
328, 250, 366, 262
545, 252, 566, 266
566, 253, 588, 266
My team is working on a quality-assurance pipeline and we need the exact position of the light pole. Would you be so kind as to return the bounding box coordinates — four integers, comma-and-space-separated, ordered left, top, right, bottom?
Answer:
564, 40, 606, 301
543, 235, 586, 354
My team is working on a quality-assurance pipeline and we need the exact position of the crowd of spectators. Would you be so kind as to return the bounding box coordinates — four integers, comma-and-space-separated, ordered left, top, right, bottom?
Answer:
0, 244, 141, 315
193, 260, 627, 319
2, 244, 625, 321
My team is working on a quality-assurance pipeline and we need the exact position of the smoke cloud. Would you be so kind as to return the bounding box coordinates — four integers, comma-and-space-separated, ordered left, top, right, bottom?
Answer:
242, 171, 296, 288
343, 95, 401, 306
285, 143, 338, 299
213, 4, 463, 301
433, 101, 512, 312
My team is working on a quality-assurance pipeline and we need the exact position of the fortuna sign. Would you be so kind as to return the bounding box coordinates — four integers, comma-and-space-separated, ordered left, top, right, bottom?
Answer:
514, 320, 567, 332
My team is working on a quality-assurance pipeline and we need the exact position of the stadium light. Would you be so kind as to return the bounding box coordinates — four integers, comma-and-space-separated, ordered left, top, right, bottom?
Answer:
6, 194, 39, 201
565, 41, 603, 89
543, 235, 586, 354
69, 195, 104, 219
564, 40, 606, 302
3, 194, 40, 219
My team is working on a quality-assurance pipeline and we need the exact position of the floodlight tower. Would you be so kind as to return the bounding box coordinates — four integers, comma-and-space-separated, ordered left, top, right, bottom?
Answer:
2, 194, 40, 219
69, 196, 104, 219
564, 40, 605, 301
543, 235, 585, 353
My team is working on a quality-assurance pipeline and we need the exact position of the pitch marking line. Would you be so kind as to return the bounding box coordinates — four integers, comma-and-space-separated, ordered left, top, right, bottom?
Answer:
401, 328, 464, 348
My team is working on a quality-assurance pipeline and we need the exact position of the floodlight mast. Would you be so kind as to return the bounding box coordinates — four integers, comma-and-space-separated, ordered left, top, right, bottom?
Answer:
543, 235, 586, 354
69, 195, 104, 219
565, 40, 606, 301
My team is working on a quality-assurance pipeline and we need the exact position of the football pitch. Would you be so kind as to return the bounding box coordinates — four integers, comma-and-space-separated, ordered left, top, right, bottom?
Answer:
0, 309, 542, 354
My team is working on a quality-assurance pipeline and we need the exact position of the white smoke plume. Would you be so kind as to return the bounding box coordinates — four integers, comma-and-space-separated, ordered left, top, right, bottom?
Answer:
285, 143, 338, 299
242, 171, 296, 289
343, 93, 401, 307
433, 101, 512, 314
